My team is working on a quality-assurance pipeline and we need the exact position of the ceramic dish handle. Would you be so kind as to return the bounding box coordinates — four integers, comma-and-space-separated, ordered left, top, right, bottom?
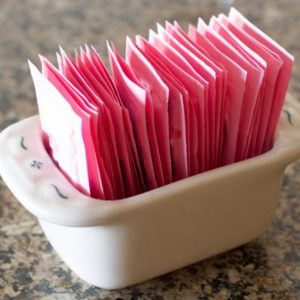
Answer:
0, 117, 123, 226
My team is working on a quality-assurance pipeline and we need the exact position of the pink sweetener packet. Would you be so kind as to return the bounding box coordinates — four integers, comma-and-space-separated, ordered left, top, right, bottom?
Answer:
163, 22, 218, 170
198, 19, 264, 162
171, 21, 228, 167
136, 37, 190, 176
76, 48, 143, 196
42, 56, 115, 200
213, 15, 266, 159
136, 35, 188, 181
42, 57, 110, 199
57, 52, 117, 198
77, 48, 144, 195
209, 16, 265, 161
31, 58, 116, 199
84, 46, 118, 99
217, 14, 283, 158
91, 46, 131, 101
189, 24, 247, 165
229, 7, 294, 152
156, 24, 209, 172
149, 30, 204, 174
146, 32, 194, 176
86, 47, 145, 179
126, 37, 171, 185
89, 46, 149, 181
108, 44, 158, 190
86, 45, 146, 193
58, 50, 125, 199
88, 46, 147, 182
121, 40, 164, 187
29, 60, 92, 196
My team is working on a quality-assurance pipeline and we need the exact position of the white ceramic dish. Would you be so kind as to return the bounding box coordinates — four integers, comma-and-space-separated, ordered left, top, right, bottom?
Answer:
0, 94, 300, 289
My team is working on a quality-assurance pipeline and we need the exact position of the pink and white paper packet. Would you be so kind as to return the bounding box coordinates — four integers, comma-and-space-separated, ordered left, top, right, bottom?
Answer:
30, 8, 293, 200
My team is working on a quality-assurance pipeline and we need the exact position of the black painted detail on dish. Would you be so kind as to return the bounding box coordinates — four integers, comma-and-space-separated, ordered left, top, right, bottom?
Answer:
30, 160, 43, 169
51, 184, 68, 199
20, 136, 27, 150
283, 109, 293, 126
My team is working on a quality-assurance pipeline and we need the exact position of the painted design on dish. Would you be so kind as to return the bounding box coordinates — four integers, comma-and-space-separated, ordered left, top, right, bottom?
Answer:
20, 136, 27, 150
30, 160, 43, 169
51, 184, 68, 199
283, 109, 293, 126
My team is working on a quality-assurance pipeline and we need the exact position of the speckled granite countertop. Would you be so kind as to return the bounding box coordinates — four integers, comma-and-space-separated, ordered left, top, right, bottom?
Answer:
1, 0, 300, 299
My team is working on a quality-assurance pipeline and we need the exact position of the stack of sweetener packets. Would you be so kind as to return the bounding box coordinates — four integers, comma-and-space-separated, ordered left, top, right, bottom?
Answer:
29, 8, 293, 200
